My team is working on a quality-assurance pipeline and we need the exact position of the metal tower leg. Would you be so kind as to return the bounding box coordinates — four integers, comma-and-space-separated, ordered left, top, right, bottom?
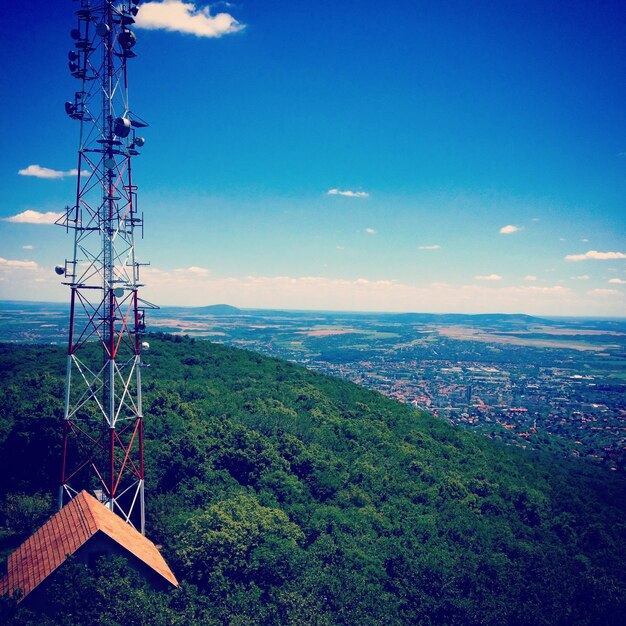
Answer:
57, 0, 155, 533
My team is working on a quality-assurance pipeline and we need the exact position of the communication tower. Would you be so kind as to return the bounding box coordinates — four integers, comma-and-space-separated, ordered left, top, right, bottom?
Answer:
56, 0, 153, 533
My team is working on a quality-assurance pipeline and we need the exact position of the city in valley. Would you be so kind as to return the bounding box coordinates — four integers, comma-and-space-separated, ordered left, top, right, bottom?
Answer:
1, 301, 624, 470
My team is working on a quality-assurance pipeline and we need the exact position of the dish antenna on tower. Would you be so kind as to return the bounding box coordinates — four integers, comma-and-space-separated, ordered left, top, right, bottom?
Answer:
57, 0, 157, 535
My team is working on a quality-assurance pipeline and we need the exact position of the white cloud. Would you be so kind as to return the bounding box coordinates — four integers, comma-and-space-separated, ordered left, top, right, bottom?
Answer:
581, 238, 589, 242
4, 210, 64, 225
6, 266, 620, 316
0, 257, 66, 301
175, 265, 210, 276
531, 218, 541, 222
474, 274, 503, 281
499, 224, 521, 234
608, 278, 626, 284
417, 244, 441, 250
0, 257, 39, 270
524, 275, 537, 281
571, 275, 590, 280
137, 271, 596, 315
364, 227, 377, 235
565, 250, 626, 262
18, 164, 86, 179
520, 285, 570, 295
135, 1, 244, 38
327, 188, 369, 198
587, 288, 620, 297
22, 245, 34, 250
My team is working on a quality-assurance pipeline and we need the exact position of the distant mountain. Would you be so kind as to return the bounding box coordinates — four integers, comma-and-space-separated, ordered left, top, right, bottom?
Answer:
387, 312, 554, 326
160, 303, 244, 316
1, 336, 625, 625
217, 309, 557, 327
191, 303, 243, 315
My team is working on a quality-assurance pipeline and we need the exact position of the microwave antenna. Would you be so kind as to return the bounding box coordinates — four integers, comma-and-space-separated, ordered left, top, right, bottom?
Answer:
57, 0, 154, 533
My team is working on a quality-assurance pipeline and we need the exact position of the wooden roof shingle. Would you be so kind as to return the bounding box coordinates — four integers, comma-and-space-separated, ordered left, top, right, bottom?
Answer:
0, 491, 178, 602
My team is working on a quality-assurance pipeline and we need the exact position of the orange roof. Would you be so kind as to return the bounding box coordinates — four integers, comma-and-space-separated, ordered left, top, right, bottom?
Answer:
1, 491, 178, 602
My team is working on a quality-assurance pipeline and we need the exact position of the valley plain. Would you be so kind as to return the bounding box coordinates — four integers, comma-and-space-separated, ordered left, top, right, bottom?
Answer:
1, 301, 624, 471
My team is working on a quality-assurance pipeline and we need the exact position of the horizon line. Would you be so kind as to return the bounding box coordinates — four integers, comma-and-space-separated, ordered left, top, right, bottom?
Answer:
0, 299, 624, 321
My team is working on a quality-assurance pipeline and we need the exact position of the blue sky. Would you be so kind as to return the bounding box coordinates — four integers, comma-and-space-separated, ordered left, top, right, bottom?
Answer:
0, 0, 624, 315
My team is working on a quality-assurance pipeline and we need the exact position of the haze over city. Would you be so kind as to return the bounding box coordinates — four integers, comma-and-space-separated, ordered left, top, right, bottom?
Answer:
0, 0, 624, 315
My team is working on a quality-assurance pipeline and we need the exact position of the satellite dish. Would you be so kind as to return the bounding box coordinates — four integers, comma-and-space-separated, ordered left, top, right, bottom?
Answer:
96, 22, 110, 37
55, 265, 65, 276
134, 136, 145, 147
119, 30, 137, 50
114, 117, 131, 138
141, 342, 150, 350
114, 287, 125, 298
65, 101, 76, 116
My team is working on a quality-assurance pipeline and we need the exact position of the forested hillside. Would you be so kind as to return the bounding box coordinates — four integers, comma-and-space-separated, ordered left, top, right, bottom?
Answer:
1, 336, 625, 625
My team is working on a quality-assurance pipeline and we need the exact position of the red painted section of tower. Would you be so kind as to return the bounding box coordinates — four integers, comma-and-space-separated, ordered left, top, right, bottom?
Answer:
57, 0, 153, 533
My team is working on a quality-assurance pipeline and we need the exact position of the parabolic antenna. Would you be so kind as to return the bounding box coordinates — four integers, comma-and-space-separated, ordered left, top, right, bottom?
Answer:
114, 117, 131, 138
96, 22, 110, 37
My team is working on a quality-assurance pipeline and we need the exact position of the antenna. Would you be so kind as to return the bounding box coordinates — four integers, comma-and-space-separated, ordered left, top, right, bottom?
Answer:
57, 0, 151, 534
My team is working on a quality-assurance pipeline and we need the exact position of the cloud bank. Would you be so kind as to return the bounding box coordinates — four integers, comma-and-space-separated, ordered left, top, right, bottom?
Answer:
135, 1, 244, 38
3, 268, 624, 317
18, 164, 84, 179
587, 288, 619, 297
565, 250, 626, 262
0, 257, 38, 270
417, 245, 441, 250
133, 270, 620, 316
474, 274, 503, 281
327, 188, 369, 198
3, 210, 64, 225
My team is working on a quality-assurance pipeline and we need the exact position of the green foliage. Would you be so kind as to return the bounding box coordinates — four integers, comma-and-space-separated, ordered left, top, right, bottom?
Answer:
0, 492, 53, 538
1, 337, 626, 625
2, 556, 219, 626
175, 493, 304, 592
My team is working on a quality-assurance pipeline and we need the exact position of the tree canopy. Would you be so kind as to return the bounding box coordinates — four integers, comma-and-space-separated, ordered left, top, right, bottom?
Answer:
1, 335, 625, 625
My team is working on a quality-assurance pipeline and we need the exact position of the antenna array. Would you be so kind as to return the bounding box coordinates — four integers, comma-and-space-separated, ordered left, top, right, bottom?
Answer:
57, 0, 152, 533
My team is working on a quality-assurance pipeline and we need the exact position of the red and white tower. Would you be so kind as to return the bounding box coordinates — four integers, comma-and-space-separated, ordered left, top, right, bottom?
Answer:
57, 0, 152, 533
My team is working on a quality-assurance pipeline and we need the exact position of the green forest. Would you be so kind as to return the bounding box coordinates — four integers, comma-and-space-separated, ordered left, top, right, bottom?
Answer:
1, 335, 625, 625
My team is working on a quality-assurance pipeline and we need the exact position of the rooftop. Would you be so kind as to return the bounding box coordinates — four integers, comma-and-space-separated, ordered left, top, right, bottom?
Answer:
1, 490, 178, 602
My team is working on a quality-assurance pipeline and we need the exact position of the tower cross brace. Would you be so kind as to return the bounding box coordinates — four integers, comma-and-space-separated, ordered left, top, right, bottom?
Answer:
57, 0, 153, 533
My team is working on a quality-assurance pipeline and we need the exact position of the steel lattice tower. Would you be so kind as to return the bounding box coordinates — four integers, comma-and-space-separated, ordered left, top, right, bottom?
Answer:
57, 0, 152, 533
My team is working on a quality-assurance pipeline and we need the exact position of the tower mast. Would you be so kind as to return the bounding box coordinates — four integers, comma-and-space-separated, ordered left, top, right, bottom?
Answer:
57, 0, 150, 533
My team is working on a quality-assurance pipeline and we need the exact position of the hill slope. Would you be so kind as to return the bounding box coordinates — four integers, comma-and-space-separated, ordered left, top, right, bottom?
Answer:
1, 336, 625, 625
162, 303, 244, 316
